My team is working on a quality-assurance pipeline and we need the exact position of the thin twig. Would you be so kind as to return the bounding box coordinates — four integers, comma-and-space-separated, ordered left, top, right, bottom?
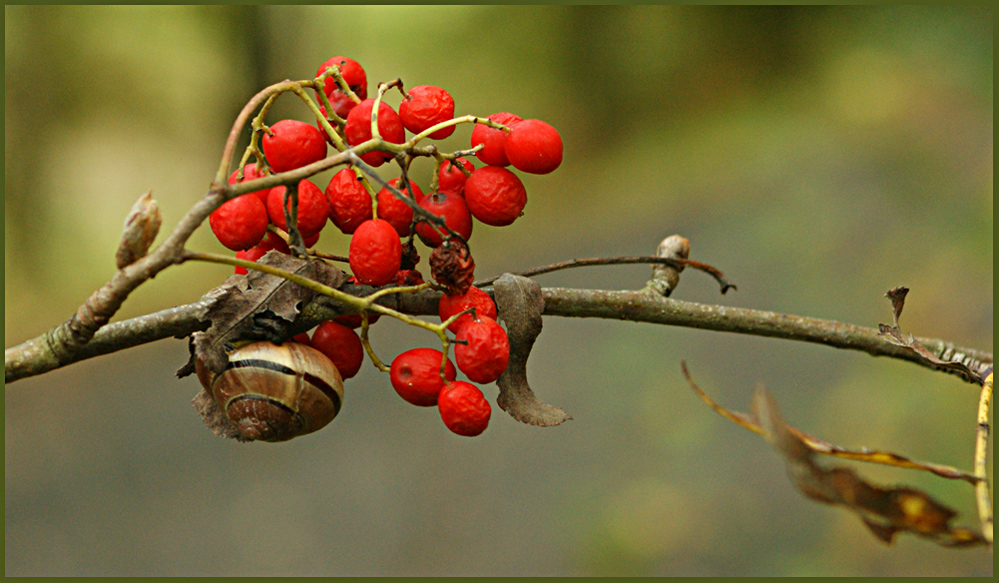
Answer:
475, 256, 735, 294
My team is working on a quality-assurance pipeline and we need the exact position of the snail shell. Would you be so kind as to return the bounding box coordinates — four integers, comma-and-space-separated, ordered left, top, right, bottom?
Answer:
196, 341, 344, 442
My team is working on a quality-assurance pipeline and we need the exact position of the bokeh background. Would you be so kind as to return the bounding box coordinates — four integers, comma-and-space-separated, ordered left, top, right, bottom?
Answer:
5, 5, 992, 576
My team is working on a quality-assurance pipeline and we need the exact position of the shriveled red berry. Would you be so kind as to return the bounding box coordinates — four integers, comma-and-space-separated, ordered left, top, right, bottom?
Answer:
429, 238, 475, 296
348, 218, 402, 286
463, 166, 527, 227
209, 194, 269, 251
393, 269, 425, 286
228, 162, 270, 204
344, 99, 406, 167
266, 179, 330, 239
399, 85, 455, 139
262, 120, 328, 174
326, 167, 373, 234
439, 286, 497, 333
316, 56, 368, 119
470, 112, 522, 167
414, 191, 473, 248
437, 157, 475, 195
334, 312, 381, 329
311, 320, 364, 379
390, 348, 458, 407
454, 315, 510, 384
438, 381, 491, 437
376, 178, 422, 236
505, 119, 563, 174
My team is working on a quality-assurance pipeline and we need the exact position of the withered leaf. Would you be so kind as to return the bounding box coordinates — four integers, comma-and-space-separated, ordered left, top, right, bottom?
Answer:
878, 287, 984, 384
681, 362, 981, 483
177, 251, 345, 378
494, 273, 572, 427
749, 388, 986, 547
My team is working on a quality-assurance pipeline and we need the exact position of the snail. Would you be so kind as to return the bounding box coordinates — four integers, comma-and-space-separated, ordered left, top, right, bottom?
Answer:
195, 341, 344, 442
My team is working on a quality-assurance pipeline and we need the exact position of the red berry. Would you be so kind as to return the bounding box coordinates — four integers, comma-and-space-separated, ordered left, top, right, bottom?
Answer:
454, 315, 510, 384
235, 245, 266, 275
376, 178, 422, 236
259, 231, 292, 254
393, 269, 425, 286
228, 162, 269, 204
470, 112, 522, 167
437, 157, 475, 194
262, 120, 328, 174
399, 85, 456, 139
344, 99, 406, 167
291, 333, 312, 345
463, 166, 528, 227
209, 194, 269, 251
334, 312, 381, 329
266, 179, 330, 239
325, 167, 373, 234
389, 348, 458, 407
311, 320, 365, 379
504, 119, 563, 174
438, 381, 491, 437
414, 192, 473, 247
348, 219, 402, 286
316, 56, 368, 119
438, 286, 497, 333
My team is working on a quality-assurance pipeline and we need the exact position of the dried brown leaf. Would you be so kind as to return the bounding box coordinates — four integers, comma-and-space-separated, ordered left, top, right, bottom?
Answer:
680, 362, 981, 483
749, 388, 986, 547
494, 274, 571, 426
177, 252, 345, 378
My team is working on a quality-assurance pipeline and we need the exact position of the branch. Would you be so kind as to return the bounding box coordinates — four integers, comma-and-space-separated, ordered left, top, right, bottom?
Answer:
5, 285, 990, 384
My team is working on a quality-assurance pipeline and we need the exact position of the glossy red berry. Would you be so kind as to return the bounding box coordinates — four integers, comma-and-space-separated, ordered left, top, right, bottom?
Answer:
399, 85, 455, 139
325, 167, 373, 234
228, 162, 269, 204
344, 99, 406, 167
454, 315, 510, 384
376, 178, 422, 237
316, 56, 368, 119
438, 381, 491, 437
262, 120, 328, 174
437, 157, 475, 195
438, 286, 497, 333
414, 191, 473, 247
505, 119, 563, 175
266, 179, 330, 239
463, 166, 528, 227
470, 112, 522, 167
389, 348, 458, 407
209, 194, 269, 251
349, 219, 402, 286
310, 320, 365, 379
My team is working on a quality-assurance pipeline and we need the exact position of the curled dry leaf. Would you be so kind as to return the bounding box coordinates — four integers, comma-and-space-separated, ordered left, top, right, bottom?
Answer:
176, 251, 346, 379
680, 363, 986, 547
750, 388, 986, 547
680, 362, 981, 483
494, 273, 572, 426
115, 189, 162, 269
878, 286, 986, 385
646, 235, 690, 297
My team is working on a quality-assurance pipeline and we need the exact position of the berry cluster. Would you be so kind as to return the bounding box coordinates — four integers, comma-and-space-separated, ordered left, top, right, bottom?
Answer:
209, 55, 563, 437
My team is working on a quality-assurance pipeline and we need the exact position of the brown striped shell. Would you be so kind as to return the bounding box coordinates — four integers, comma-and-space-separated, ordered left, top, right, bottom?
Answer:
195, 341, 344, 442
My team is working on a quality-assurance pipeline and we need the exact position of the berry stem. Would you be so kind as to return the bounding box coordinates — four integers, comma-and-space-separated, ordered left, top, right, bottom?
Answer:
289, 83, 347, 151
475, 255, 736, 294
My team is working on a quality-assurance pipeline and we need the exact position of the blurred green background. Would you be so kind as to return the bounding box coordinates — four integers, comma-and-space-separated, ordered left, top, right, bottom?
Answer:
5, 5, 992, 576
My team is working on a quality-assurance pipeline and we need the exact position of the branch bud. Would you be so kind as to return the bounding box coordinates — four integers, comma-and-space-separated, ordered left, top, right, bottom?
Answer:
647, 235, 690, 297
115, 190, 162, 269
